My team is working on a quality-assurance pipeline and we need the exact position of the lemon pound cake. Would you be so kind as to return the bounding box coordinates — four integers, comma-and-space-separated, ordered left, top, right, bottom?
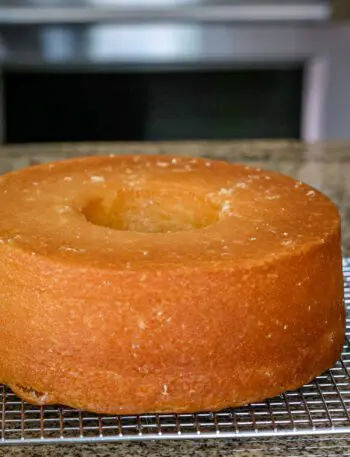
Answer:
0, 155, 344, 414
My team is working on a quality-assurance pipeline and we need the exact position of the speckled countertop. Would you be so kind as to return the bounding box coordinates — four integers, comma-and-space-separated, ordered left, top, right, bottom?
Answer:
0, 140, 349, 457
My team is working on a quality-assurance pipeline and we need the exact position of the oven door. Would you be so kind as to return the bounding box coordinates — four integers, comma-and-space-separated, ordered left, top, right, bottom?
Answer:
1, 0, 350, 141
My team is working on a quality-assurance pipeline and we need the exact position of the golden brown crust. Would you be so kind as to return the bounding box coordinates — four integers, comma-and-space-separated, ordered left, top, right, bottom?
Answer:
0, 155, 345, 414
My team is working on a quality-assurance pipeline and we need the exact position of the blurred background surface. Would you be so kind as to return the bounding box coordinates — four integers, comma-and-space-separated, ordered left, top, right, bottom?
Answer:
0, 0, 349, 144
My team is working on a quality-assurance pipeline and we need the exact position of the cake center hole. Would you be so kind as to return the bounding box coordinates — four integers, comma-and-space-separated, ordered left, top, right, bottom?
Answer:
83, 188, 219, 233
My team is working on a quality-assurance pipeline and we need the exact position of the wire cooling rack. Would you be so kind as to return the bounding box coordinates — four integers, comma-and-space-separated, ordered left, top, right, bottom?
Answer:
1, 259, 350, 445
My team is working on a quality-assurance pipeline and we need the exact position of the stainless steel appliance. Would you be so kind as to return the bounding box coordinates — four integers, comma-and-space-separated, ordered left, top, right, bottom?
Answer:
0, 1, 349, 142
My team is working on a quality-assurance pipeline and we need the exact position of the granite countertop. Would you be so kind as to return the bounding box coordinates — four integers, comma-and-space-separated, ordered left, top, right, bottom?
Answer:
0, 140, 349, 457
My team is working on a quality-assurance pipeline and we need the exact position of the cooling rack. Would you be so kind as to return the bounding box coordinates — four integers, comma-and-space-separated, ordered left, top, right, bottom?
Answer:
1, 258, 350, 445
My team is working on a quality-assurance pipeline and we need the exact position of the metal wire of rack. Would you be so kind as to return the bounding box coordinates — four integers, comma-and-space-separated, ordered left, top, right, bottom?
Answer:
1, 258, 350, 445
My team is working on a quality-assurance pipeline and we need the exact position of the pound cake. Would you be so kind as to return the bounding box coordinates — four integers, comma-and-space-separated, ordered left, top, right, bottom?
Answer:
0, 155, 345, 414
